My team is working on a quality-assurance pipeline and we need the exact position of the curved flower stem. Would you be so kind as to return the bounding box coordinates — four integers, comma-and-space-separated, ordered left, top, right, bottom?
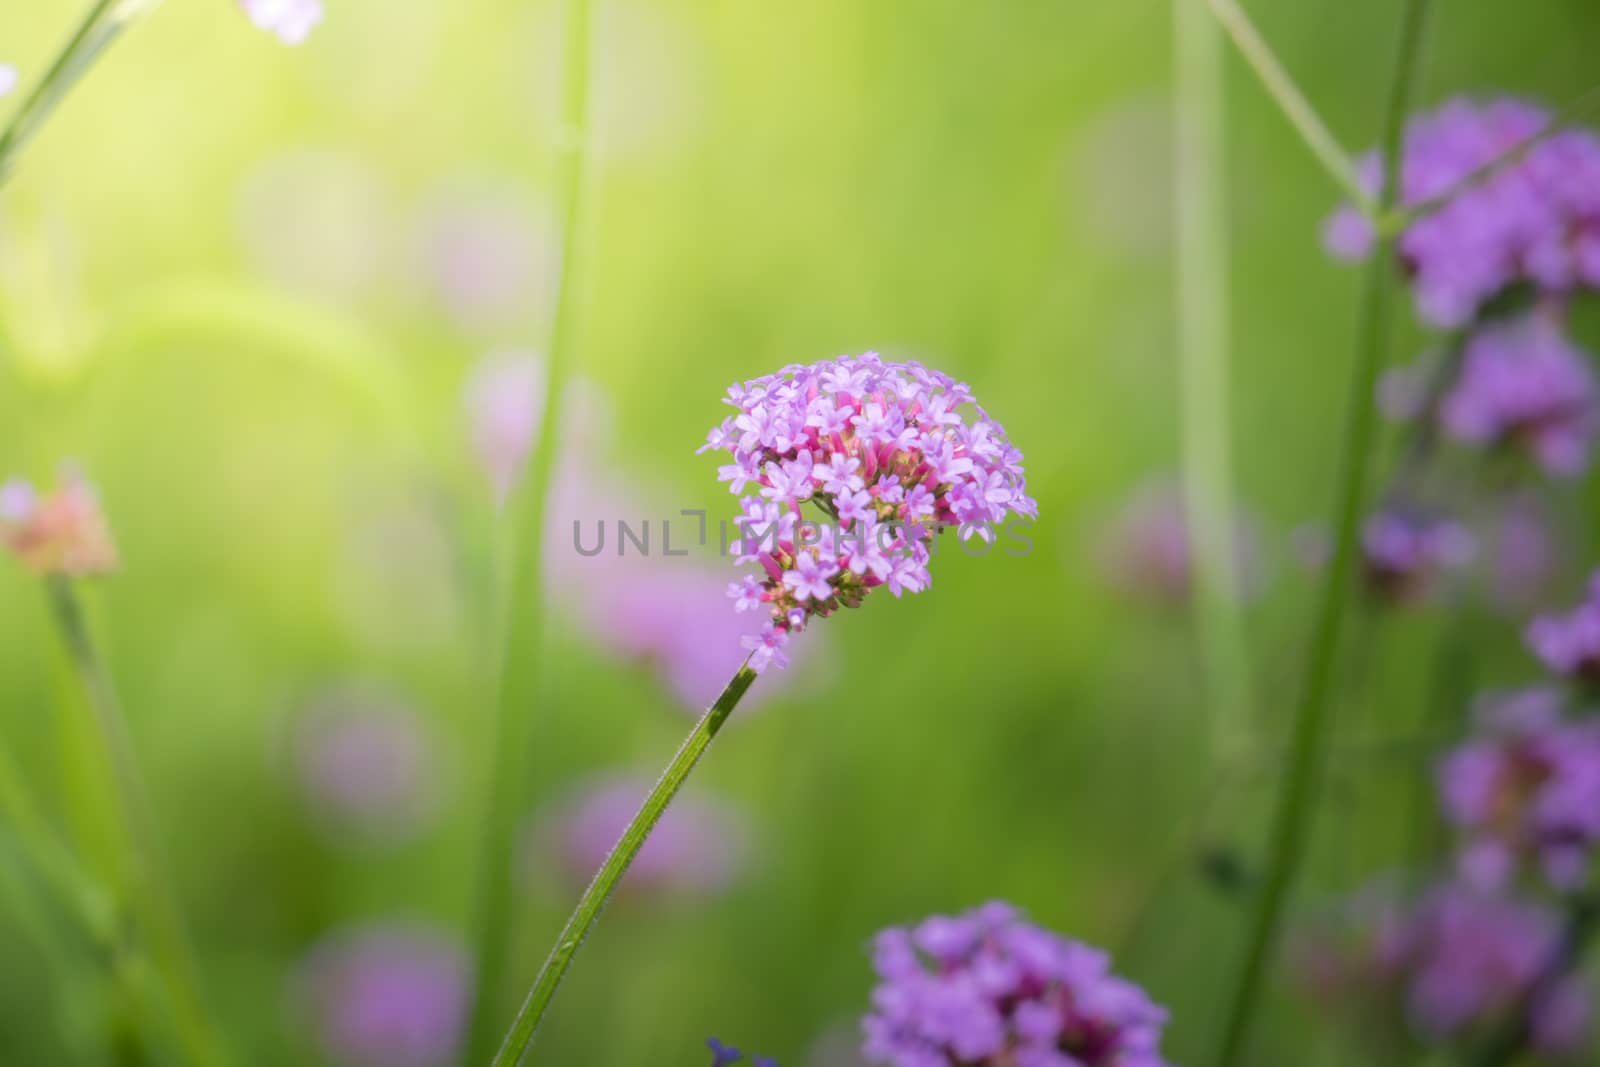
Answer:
1212, 1, 1431, 1063
46, 577, 226, 1067
489, 666, 760, 1067
462, 0, 596, 1059
1207, 0, 1379, 220
0, 0, 159, 187
1175, 0, 1253, 759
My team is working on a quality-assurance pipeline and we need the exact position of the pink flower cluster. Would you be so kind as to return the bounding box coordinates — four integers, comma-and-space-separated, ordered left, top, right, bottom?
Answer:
701, 354, 1035, 672
1439, 688, 1600, 892
1326, 98, 1600, 328
0, 468, 118, 578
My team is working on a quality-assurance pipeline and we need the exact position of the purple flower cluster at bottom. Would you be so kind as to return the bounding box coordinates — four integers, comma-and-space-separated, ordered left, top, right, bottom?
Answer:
862, 902, 1172, 1067
1293, 881, 1588, 1056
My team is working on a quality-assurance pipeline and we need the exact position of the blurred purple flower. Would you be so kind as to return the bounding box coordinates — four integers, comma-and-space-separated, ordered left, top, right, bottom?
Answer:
1487, 492, 1567, 614
420, 187, 556, 335
862, 902, 1173, 1067
293, 923, 469, 1067
0, 65, 17, 98
1439, 688, 1600, 892
291, 687, 439, 847
463, 351, 545, 505
241, 0, 323, 44
703, 354, 1035, 671
1292, 880, 1589, 1056
1096, 478, 1264, 606
1361, 510, 1475, 604
1325, 97, 1600, 327
0, 466, 118, 577
1527, 571, 1600, 679
532, 774, 747, 896
1440, 313, 1598, 477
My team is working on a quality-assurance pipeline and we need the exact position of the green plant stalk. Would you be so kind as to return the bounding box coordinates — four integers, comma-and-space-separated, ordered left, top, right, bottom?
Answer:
1175, 0, 1253, 759
1212, 0, 1432, 1063
461, 0, 596, 1059
490, 665, 759, 1067
1207, 0, 1379, 219
0, 0, 160, 187
46, 577, 225, 1067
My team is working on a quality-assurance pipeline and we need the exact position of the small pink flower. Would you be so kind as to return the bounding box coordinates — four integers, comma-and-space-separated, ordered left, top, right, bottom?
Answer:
0, 467, 118, 578
240, 0, 322, 45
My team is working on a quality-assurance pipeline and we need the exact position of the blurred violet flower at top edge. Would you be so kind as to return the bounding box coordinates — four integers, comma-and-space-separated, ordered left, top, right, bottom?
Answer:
527, 773, 747, 897
1094, 477, 1265, 607
292, 922, 470, 1067
1290, 879, 1591, 1057
1527, 569, 1600, 680
861, 901, 1174, 1067
1323, 97, 1600, 328
419, 185, 557, 336
0, 466, 118, 578
700, 353, 1036, 673
241, 0, 323, 44
1360, 509, 1475, 605
708, 1036, 780, 1067
0, 65, 17, 98
463, 350, 546, 506
1439, 311, 1600, 477
290, 686, 441, 848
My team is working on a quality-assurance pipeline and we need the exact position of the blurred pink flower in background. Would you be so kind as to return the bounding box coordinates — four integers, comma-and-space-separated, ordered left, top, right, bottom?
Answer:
292, 922, 469, 1067
1095, 477, 1264, 606
290, 685, 441, 848
464, 361, 815, 710
0, 66, 17, 98
241, 0, 323, 45
463, 351, 545, 505
419, 184, 556, 336
0, 466, 118, 577
528, 773, 748, 897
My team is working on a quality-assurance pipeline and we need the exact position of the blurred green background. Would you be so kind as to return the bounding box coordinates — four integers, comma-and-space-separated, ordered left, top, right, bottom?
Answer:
3, 1, 1600, 1064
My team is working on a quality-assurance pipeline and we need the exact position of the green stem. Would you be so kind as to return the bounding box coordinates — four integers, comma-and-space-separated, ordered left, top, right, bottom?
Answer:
1212, 0, 1431, 1063
1207, 0, 1380, 220
1175, 0, 1253, 759
0, 0, 159, 187
46, 577, 226, 1067
462, 0, 596, 1059
489, 665, 760, 1067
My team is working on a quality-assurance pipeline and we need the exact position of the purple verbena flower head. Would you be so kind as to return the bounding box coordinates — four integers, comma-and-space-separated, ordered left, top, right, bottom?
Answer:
291, 686, 440, 848
0, 66, 17, 98
292, 923, 470, 1067
1486, 492, 1566, 615
861, 902, 1173, 1067
1440, 313, 1599, 476
1361, 510, 1475, 604
1325, 97, 1600, 327
240, 0, 323, 44
1527, 570, 1600, 680
1096, 477, 1263, 606
1439, 688, 1600, 892
532, 774, 747, 897
703, 354, 1035, 671
1292, 879, 1590, 1056
0, 466, 118, 578
464, 351, 545, 505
